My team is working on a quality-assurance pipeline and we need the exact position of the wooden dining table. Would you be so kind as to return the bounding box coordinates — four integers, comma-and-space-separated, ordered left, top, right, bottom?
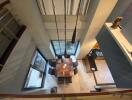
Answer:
56, 58, 74, 77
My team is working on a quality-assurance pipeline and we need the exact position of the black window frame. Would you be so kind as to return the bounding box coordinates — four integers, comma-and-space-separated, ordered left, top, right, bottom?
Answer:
0, 8, 26, 71
22, 49, 48, 90
51, 40, 80, 56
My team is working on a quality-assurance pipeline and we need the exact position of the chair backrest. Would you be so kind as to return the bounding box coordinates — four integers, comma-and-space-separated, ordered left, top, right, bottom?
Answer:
65, 54, 70, 58
57, 77, 64, 84
49, 60, 56, 67
65, 77, 72, 83
50, 87, 57, 93
73, 61, 78, 67
57, 55, 62, 59
74, 68, 78, 75
48, 68, 55, 75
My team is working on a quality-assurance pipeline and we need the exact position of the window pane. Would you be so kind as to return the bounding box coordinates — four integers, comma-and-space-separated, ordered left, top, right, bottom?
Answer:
0, 30, 14, 58
66, 41, 78, 55
33, 51, 46, 72
0, 11, 12, 25
25, 68, 43, 88
24, 50, 47, 89
6, 19, 20, 35
52, 40, 79, 55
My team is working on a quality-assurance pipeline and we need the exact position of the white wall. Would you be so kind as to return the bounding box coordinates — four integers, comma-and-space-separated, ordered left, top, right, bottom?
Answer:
0, 29, 36, 93
107, 0, 132, 22
107, 0, 132, 45
78, 0, 118, 59
9, 0, 54, 59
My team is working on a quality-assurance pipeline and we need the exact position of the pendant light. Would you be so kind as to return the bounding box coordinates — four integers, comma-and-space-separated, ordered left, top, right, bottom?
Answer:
71, 27, 76, 43
64, 0, 67, 57
71, 0, 81, 44
51, 0, 61, 55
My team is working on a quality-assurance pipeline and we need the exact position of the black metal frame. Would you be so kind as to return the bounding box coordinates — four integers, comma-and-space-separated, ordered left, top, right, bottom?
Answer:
51, 40, 80, 56
22, 49, 48, 91
0, 25, 26, 71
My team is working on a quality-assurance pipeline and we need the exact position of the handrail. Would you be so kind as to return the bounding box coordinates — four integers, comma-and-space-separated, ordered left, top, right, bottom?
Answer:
0, 90, 132, 98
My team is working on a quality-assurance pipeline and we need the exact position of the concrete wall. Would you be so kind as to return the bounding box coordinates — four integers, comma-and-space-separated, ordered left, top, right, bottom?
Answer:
107, 0, 132, 46
107, 0, 132, 22
78, 0, 118, 59
9, 0, 54, 59
0, 29, 36, 93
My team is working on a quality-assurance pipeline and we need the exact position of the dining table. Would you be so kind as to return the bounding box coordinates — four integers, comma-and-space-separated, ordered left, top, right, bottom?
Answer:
55, 58, 74, 84
56, 63, 73, 77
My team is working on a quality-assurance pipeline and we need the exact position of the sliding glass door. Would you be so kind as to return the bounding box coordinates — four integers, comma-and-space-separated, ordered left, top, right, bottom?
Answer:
24, 50, 47, 89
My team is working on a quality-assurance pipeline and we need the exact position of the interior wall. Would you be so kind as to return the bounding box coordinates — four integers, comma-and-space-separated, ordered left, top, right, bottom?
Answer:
0, 29, 36, 93
107, 0, 132, 22
107, 1, 132, 45
78, 0, 118, 59
9, 0, 54, 59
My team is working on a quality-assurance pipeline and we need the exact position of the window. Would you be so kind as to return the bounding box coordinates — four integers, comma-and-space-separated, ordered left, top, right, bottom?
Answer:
24, 50, 47, 89
0, 9, 21, 58
51, 40, 79, 55
0, 8, 24, 70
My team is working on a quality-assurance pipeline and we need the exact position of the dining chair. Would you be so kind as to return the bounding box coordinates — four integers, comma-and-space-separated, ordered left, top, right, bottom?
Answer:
65, 77, 72, 83
74, 67, 78, 75
49, 60, 56, 67
73, 61, 78, 68
48, 67, 56, 75
57, 55, 62, 59
50, 87, 57, 93
64, 54, 71, 58
57, 77, 64, 84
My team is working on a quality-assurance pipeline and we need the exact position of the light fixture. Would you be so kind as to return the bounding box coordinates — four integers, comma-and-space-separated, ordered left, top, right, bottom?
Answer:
51, 0, 61, 55
71, 27, 76, 43
71, 0, 81, 44
64, 0, 67, 57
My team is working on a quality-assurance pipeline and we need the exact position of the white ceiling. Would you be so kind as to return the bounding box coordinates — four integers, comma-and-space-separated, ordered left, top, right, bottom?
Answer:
37, 0, 90, 15
37, 0, 90, 40
43, 15, 88, 40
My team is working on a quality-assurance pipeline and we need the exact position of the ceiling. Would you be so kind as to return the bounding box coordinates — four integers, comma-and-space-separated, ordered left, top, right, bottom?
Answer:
37, 0, 90, 40
37, 0, 90, 15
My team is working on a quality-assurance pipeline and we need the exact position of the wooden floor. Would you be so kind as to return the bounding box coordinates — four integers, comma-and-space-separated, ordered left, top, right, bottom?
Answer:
94, 59, 114, 84
44, 60, 115, 93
